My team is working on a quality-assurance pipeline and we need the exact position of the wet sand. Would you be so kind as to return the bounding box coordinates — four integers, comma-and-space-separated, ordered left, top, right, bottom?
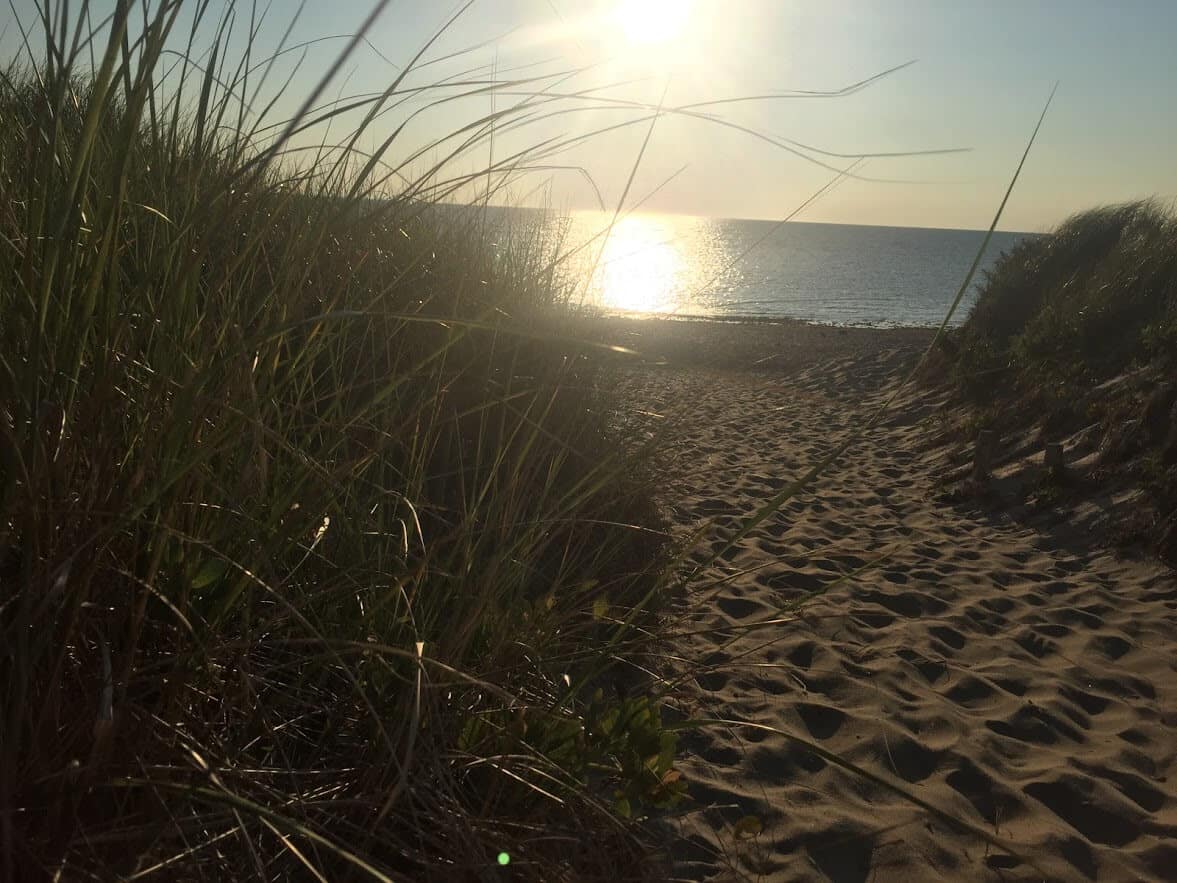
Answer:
610, 318, 1177, 882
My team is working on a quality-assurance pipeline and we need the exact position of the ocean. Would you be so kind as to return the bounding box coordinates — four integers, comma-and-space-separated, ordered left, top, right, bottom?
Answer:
539, 211, 1035, 327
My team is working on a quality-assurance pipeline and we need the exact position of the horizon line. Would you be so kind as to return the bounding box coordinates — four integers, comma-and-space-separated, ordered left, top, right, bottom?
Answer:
457, 202, 1042, 236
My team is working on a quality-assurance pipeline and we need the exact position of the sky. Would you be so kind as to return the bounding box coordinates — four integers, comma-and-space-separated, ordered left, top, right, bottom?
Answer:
3, 1, 1176, 231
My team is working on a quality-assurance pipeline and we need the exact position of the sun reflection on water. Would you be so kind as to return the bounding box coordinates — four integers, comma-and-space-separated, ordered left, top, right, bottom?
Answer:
592, 214, 687, 315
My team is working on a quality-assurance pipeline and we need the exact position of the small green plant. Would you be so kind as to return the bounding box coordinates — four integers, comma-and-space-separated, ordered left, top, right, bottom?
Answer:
459, 690, 685, 820
590, 693, 686, 816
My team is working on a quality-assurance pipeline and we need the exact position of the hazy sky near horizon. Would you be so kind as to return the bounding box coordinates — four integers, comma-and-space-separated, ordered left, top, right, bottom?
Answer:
3, 1, 1176, 231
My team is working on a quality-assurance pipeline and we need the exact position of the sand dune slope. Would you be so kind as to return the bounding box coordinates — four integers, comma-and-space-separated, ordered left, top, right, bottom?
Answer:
631, 345, 1177, 882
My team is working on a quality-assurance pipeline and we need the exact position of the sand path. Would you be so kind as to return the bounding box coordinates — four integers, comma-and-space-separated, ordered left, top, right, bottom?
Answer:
623, 341, 1177, 882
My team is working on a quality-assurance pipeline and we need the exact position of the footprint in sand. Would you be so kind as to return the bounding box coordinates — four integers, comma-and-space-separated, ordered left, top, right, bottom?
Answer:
987, 705, 1085, 746
928, 624, 967, 650
794, 702, 847, 740
896, 648, 948, 684
1015, 627, 1058, 658
694, 651, 732, 692
876, 732, 941, 783
715, 594, 765, 620
850, 609, 895, 630
1088, 632, 1132, 659
946, 759, 1024, 826
786, 640, 817, 670
944, 675, 999, 709
1024, 775, 1143, 847
801, 824, 876, 883
1058, 684, 1112, 716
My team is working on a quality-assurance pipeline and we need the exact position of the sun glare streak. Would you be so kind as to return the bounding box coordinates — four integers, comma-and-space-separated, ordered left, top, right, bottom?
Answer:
592, 215, 687, 314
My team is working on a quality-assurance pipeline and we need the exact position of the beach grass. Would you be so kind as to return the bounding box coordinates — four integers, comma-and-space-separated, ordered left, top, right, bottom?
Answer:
941, 199, 1177, 556
0, 3, 681, 879
951, 200, 1177, 390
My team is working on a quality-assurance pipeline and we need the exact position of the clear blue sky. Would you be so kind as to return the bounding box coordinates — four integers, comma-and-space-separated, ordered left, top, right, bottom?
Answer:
3, 1, 1176, 231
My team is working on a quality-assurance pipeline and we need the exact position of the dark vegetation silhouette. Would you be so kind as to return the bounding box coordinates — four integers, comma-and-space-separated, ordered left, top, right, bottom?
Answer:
942, 201, 1177, 560
0, 4, 677, 879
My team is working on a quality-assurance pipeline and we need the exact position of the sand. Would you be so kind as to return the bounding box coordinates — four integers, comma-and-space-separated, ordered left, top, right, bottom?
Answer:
608, 318, 1177, 882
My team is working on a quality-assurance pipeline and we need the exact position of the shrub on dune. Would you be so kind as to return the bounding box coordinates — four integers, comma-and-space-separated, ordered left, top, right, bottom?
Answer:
954, 200, 1177, 387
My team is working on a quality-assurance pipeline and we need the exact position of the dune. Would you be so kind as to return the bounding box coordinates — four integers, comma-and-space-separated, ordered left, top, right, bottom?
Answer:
612, 318, 1177, 882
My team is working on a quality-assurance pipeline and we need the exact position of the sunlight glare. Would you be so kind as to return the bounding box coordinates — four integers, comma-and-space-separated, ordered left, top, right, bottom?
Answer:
614, 0, 693, 46
594, 215, 686, 314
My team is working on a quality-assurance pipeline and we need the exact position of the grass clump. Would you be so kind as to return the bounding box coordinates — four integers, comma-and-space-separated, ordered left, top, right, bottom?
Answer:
0, 3, 676, 880
940, 199, 1177, 558
949, 200, 1177, 392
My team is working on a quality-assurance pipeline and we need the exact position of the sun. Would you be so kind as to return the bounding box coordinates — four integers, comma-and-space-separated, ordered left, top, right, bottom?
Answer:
613, 0, 694, 46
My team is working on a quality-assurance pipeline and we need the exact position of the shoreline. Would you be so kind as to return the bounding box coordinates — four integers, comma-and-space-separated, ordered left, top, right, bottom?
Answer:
593, 309, 953, 330
588, 313, 938, 374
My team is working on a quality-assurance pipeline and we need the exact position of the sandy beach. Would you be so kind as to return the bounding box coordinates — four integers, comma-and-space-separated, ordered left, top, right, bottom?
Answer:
607, 318, 1177, 882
